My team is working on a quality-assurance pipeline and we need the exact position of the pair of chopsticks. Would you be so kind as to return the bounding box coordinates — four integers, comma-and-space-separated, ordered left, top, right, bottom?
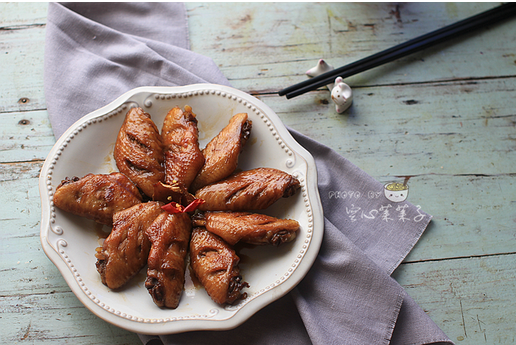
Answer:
279, 3, 516, 99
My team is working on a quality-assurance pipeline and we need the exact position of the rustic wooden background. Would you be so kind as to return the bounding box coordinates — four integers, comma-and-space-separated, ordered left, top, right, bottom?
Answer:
1, 2, 515, 344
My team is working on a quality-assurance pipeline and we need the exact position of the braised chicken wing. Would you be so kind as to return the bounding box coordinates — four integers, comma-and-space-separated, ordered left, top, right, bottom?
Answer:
95, 202, 162, 289
114, 107, 165, 199
53, 172, 142, 225
195, 168, 300, 211
190, 113, 251, 192
145, 211, 192, 309
189, 227, 248, 304
193, 211, 299, 246
162, 106, 204, 189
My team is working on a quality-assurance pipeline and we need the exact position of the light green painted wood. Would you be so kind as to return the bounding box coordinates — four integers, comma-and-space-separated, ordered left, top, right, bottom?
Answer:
3, 3, 516, 112
186, 2, 516, 90
0, 2, 48, 26
393, 254, 516, 344
2, 2, 516, 344
0, 24, 46, 113
393, 174, 516, 262
0, 110, 55, 162
258, 77, 516, 176
1, 291, 141, 344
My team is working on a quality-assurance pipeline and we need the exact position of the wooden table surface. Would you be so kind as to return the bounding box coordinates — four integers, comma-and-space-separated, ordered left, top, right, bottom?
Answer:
2, 2, 515, 344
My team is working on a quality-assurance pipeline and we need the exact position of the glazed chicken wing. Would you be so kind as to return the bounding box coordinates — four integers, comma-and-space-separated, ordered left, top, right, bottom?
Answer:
145, 211, 192, 309
190, 113, 252, 192
114, 107, 165, 199
53, 172, 142, 226
95, 202, 162, 289
189, 227, 248, 304
162, 106, 204, 189
193, 211, 299, 246
195, 168, 300, 211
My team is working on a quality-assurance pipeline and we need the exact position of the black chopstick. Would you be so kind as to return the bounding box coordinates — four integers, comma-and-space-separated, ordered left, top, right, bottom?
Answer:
279, 2, 516, 99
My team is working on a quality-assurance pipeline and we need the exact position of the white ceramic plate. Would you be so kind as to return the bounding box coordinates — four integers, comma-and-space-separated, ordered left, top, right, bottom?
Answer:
39, 84, 323, 335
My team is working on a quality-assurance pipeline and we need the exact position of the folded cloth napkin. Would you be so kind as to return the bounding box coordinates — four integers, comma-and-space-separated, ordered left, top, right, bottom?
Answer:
44, 3, 454, 345
44, 2, 230, 138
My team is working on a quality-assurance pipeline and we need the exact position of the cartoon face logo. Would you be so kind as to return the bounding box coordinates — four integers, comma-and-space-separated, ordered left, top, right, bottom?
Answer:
384, 182, 409, 203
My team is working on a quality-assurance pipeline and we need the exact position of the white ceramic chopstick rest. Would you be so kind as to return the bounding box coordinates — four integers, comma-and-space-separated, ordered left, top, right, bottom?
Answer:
331, 77, 353, 113
306, 59, 335, 90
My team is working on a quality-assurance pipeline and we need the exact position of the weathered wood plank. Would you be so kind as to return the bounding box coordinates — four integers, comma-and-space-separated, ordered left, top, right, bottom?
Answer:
186, 2, 516, 92
0, 110, 55, 162
0, 2, 48, 27
2, 76, 516, 177
0, 161, 43, 182
0, 25, 47, 113
392, 174, 516, 262
1, 291, 140, 344
2, 3, 516, 113
256, 77, 516, 177
394, 254, 516, 344
0, 2, 47, 113
0, 168, 63, 296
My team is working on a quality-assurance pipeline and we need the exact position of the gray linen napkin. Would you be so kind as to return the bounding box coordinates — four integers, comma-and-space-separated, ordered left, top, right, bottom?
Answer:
44, 3, 454, 345
44, 2, 230, 139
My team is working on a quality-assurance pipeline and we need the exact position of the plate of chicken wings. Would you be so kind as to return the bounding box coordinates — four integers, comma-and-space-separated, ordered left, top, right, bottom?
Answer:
39, 84, 323, 334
